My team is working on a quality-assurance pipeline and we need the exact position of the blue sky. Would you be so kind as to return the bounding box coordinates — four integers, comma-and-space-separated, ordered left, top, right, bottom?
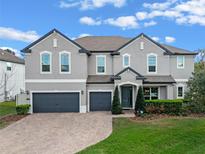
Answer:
0, 0, 205, 57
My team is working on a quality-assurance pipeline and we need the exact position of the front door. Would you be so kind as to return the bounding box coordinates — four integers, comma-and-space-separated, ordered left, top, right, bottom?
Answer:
121, 86, 133, 108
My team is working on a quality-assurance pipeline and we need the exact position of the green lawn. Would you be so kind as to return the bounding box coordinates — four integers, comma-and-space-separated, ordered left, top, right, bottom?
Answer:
0, 101, 16, 117
79, 117, 205, 154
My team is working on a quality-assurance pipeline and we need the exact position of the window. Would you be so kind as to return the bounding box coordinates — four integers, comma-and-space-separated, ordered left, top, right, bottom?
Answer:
96, 55, 106, 74
177, 86, 184, 98
123, 54, 130, 68
144, 87, 159, 100
41, 51, 51, 73
60, 51, 70, 73
140, 42, 144, 50
177, 56, 184, 69
147, 54, 157, 73
6, 62, 12, 71
53, 38, 57, 47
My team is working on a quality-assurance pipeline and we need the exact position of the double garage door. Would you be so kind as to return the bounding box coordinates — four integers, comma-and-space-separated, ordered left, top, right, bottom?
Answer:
33, 92, 80, 113
32, 92, 112, 113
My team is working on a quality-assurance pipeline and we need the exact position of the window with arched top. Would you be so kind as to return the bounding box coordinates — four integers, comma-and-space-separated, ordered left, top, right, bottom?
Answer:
40, 51, 52, 73
147, 53, 157, 73
123, 54, 130, 68
59, 51, 71, 73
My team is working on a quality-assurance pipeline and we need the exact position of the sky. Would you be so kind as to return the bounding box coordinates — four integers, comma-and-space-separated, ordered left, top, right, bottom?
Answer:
0, 0, 205, 57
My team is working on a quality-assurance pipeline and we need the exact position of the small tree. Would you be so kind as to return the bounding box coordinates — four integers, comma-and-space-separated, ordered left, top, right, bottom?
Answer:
135, 86, 145, 115
112, 86, 122, 114
185, 70, 205, 113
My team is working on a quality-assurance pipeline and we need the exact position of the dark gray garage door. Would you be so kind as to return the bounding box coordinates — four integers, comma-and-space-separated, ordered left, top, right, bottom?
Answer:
90, 92, 111, 111
33, 92, 79, 113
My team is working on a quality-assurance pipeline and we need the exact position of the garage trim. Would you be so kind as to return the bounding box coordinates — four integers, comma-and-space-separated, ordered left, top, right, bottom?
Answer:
30, 90, 81, 113
88, 90, 113, 112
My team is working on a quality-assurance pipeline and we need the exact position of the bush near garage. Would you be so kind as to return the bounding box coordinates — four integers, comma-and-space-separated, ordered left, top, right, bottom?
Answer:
16, 104, 30, 115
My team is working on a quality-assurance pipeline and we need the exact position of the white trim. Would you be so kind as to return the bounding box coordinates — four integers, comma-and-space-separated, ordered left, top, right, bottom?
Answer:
40, 51, 52, 74
59, 51, 71, 74
88, 90, 113, 112
30, 90, 81, 113
140, 41, 144, 50
118, 81, 139, 87
122, 53, 130, 68
175, 79, 188, 82
53, 38, 57, 47
25, 79, 86, 83
96, 55, 106, 75
177, 55, 185, 69
147, 53, 157, 74
177, 84, 185, 99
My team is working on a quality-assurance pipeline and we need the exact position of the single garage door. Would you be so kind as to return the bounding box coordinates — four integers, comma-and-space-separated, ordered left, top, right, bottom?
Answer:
90, 92, 111, 111
33, 92, 79, 113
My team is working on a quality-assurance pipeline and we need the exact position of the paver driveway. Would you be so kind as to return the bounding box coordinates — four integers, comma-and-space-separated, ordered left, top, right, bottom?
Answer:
0, 112, 112, 154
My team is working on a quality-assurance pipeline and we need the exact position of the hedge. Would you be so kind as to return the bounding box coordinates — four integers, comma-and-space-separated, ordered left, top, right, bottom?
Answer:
16, 104, 31, 115
144, 99, 184, 115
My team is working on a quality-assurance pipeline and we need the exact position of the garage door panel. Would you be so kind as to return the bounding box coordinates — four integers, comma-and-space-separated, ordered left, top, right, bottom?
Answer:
33, 93, 79, 113
90, 92, 111, 111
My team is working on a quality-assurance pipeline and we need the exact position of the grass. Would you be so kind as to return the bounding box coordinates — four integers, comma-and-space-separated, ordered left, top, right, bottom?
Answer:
0, 101, 16, 128
0, 101, 16, 117
79, 117, 205, 154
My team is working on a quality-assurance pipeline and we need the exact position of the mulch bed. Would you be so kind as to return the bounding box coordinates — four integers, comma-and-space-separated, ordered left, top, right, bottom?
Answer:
130, 113, 205, 122
0, 114, 28, 123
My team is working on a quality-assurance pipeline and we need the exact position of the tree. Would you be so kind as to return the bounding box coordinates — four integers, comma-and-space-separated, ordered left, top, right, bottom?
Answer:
185, 70, 205, 113
112, 86, 122, 114
0, 63, 16, 101
135, 86, 145, 114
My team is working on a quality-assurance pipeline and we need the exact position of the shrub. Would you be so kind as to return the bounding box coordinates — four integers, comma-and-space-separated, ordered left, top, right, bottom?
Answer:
112, 86, 122, 114
135, 86, 145, 115
144, 99, 183, 115
16, 104, 30, 115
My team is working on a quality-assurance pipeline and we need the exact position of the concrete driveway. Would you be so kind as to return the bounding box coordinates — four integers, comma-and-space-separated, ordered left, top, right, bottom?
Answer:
0, 112, 112, 154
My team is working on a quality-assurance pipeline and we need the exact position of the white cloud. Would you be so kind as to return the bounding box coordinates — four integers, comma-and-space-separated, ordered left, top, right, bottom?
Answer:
135, 0, 205, 26
79, 16, 101, 25
71, 33, 92, 40
0, 27, 39, 43
0, 47, 23, 58
59, 0, 126, 10
151, 36, 160, 42
144, 21, 157, 27
165, 36, 176, 43
104, 16, 138, 30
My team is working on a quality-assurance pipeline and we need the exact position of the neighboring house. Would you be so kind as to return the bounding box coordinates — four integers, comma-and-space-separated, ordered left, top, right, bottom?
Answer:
0, 49, 25, 102
22, 29, 197, 113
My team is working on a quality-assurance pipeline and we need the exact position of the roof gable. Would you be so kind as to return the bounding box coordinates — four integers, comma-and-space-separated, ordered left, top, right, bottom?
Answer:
112, 33, 173, 55
21, 29, 90, 55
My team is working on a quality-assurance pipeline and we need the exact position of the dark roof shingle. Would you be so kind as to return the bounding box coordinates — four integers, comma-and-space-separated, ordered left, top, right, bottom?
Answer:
87, 75, 114, 84
143, 75, 176, 84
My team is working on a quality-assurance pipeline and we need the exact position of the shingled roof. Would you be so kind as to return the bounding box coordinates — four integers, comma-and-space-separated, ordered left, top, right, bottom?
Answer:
0, 49, 24, 64
75, 35, 197, 55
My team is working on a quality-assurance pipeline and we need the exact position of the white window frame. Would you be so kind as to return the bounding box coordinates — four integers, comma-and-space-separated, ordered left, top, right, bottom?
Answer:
177, 84, 184, 99
96, 55, 106, 75
177, 56, 185, 69
147, 53, 157, 74
59, 51, 71, 74
6, 62, 12, 71
122, 53, 130, 68
40, 51, 52, 74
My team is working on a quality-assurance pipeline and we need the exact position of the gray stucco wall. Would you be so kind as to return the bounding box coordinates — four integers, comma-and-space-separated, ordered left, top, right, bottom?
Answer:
88, 53, 113, 75
113, 36, 170, 75
170, 55, 194, 79
25, 32, 88, 80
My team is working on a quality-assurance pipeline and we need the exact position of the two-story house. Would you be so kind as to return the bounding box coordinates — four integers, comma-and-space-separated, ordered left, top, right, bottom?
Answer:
22, 29, 197, 113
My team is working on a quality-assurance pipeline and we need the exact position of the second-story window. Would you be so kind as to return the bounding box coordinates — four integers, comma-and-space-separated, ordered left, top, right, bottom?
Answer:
6, 62, 12, 71
177, 56, 185, 69
96, 55, 106, 74
123, 54, 130, 68
60, 51, 70, 73
41, 51, 51, 73
147, 53, 157, 73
